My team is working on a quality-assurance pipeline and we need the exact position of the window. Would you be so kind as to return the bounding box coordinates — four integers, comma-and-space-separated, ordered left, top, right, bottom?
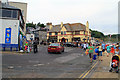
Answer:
1, 9, 18, 19
61, 31, 63, 35
13, 10, 18, 18
55, 32, 58, 35
49, 32, 52, 35
75, 31, 80, 35
64, 31, 66, 34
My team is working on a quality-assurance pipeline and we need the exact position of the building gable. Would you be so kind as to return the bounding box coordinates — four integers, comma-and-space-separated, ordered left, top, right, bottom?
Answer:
61, 26, 67, 31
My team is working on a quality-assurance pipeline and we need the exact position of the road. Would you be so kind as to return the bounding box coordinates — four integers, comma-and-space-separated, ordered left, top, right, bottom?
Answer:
2, 45, 96, 78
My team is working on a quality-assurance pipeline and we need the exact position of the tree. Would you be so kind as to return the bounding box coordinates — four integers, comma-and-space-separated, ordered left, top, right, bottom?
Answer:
37, 22, 45, 28
91, 30, 105, 39
26, 22, 36, 29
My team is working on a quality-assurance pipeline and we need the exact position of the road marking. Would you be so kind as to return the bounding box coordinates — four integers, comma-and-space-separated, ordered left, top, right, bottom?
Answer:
78, 61, 98, 79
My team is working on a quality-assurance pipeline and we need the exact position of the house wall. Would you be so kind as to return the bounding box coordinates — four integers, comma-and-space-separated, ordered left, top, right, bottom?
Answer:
47, 22, 91, 43
9, 2, 27, 34
26, 34, 35, 41
0, 19, 19, 44
39, 31, 47, 42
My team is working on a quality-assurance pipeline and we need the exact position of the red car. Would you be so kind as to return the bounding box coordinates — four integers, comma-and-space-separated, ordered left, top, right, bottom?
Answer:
48, 43, 64, 54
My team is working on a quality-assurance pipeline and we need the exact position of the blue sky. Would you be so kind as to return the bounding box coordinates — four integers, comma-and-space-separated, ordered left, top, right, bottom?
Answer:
9, 0, 119, 35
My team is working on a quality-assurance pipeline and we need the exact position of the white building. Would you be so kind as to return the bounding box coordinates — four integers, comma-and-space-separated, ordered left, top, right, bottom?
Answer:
0, 2, 25, 51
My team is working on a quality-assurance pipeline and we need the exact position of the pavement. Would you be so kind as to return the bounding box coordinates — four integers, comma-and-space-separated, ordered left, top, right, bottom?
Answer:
90, 53, 119, 79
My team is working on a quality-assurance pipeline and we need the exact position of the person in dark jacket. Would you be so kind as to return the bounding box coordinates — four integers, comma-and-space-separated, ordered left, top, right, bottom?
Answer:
33, 39, 38, 53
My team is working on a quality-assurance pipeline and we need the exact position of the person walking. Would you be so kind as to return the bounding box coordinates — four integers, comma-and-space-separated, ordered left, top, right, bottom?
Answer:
83, 42, 87, 50
102, 42, 106, 55
106, 44, 111, 57
114, 45, 119, 55
110, 45, 115, 57
98, 43, 103, 61
88, 43, 95, 63
33, 39, 38, 53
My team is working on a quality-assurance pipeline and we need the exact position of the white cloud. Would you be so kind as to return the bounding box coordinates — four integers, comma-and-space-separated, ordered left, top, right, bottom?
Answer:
9, 0, 119, 34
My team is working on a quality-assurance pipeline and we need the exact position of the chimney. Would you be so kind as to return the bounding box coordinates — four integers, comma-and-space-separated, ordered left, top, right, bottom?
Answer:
46, 22, 52, 26
61, 22, 63, 28
46, 22, 52, 30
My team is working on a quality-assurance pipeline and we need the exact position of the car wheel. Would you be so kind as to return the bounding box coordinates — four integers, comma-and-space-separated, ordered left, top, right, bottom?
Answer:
59, 51, 62, 54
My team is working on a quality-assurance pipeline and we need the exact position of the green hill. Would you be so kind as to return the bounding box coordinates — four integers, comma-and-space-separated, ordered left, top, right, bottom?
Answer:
90, 29, 120, 42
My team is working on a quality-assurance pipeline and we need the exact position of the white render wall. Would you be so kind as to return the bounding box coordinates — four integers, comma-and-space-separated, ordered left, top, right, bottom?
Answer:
0, 19, 19, 44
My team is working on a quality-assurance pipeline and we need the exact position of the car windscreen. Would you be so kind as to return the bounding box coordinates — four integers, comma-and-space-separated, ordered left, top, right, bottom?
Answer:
50, 43, 59, 46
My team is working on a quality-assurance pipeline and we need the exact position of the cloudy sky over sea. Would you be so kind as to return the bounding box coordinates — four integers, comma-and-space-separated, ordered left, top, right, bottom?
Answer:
9, 0, 119, 35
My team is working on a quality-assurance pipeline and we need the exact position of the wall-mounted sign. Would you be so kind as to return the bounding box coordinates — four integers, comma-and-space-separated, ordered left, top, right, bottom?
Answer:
5, 28, 11, 44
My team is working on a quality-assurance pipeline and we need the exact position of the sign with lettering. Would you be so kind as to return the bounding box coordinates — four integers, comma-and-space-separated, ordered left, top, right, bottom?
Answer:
5, 28, 11, 44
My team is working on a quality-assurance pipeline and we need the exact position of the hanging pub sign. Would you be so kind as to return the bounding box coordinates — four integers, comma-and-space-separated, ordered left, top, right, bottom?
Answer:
5, 28, 11, 44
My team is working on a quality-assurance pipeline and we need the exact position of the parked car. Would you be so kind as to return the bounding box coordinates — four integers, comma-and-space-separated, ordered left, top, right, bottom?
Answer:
48, 43, 64, 54
40, 41, 47, 45
64, 42, 72, 47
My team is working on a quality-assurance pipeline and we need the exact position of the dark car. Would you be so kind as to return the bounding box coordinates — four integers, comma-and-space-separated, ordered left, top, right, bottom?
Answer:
64, 42, 72, 47
40, 41, 47, 45
48, 43, 64, 54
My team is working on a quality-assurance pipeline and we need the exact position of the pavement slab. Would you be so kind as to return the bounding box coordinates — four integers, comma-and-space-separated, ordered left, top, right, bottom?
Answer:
90, 53, 119, 78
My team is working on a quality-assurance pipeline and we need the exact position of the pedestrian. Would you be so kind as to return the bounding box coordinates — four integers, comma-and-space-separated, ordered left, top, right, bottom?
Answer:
83, 42, 87, 50
81, 43, 84, 49
106, 44, 111, 57
33, 39, 38, 53
110, 45, 115, 57
114, 45, 119, 55
102, 42, 106, 55
86, 43, 89, 49
98, 43, 103, 61
87, 43, 95, 63
78, 43, 80, 48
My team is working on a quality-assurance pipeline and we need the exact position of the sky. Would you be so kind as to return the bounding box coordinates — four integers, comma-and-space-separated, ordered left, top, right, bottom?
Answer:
8, 0, 119, 35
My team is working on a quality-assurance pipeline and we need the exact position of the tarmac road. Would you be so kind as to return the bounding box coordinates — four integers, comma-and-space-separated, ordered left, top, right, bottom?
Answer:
2, 45, 96, 78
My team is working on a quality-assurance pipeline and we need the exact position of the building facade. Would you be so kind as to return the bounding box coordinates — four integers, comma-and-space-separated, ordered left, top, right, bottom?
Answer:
9, 1, 27, 35
0, 2, 25, 50
47, 21, 91, 43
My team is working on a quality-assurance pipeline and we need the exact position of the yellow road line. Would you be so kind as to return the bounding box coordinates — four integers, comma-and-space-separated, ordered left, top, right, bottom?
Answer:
82, 61, 98, 78
78, 61, 98, 79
